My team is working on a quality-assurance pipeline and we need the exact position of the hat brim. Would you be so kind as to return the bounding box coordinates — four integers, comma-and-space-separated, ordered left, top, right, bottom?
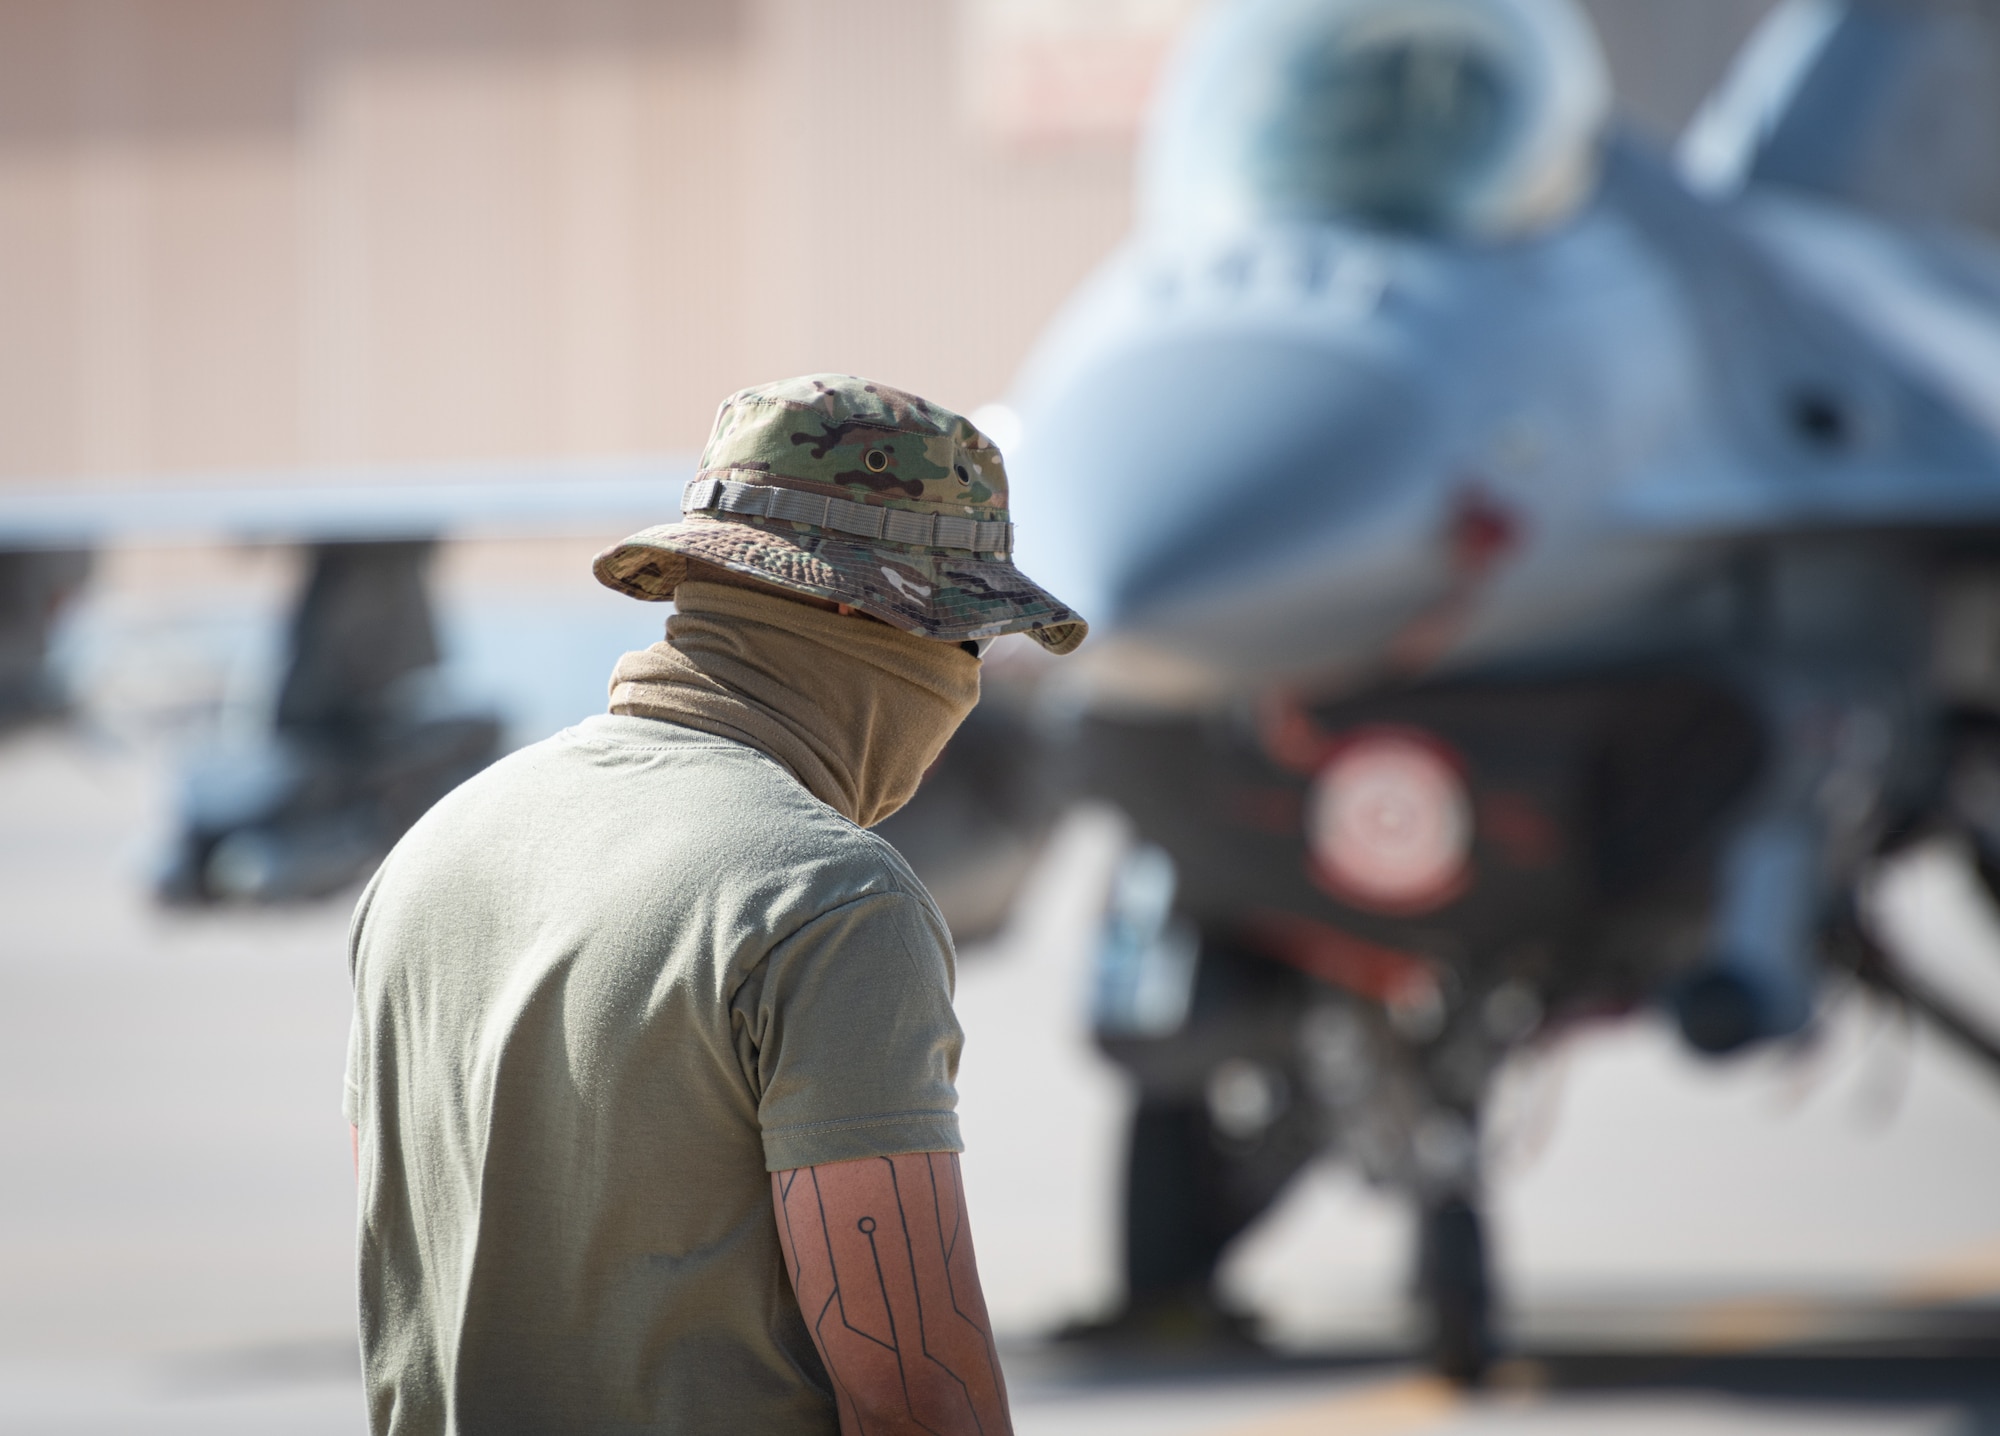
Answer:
593, 515, 1088, 656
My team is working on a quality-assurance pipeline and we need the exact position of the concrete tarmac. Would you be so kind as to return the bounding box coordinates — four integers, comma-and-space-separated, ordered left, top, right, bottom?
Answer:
5, 550, 2000, 1431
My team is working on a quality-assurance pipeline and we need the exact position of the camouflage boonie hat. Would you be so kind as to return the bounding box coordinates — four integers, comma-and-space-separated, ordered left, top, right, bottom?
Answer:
593, 375, 1086, 654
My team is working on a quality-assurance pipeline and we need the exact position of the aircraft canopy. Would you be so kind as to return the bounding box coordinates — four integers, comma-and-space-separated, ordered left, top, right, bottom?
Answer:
1145, 0, 1610, 240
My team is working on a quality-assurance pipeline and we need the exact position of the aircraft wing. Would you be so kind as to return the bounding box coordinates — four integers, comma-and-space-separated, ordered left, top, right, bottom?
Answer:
0, 454, 694, 549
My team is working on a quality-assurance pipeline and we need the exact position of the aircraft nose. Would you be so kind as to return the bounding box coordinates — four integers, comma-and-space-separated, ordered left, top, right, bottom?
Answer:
1008, 311, 1430, 661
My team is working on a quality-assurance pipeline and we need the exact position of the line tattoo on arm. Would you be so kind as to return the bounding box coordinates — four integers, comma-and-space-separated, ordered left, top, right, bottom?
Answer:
772, 1152, 1012, 1436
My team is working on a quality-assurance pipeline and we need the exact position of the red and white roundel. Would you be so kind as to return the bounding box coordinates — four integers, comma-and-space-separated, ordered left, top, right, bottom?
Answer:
1306, 731, 1471, 913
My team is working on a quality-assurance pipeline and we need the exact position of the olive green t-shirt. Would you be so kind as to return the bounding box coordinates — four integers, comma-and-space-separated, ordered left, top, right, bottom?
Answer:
343, 714, 964, 1435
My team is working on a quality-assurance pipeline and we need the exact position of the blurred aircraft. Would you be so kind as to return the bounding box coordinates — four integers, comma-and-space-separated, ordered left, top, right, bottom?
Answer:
0, 465, 1065, 921
919, 0, 2000, 1382
0, 462, 682, 900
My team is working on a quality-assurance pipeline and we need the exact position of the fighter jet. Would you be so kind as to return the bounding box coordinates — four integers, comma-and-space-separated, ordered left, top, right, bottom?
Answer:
934, 0, 2000, 1381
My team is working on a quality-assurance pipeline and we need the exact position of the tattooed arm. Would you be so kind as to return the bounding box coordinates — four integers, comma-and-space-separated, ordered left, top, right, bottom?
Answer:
772, 1153, 1013, 1436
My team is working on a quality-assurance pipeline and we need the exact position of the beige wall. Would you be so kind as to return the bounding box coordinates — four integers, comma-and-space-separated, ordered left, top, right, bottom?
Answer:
0, 0, 1136, 482
0, 0, 1773, 487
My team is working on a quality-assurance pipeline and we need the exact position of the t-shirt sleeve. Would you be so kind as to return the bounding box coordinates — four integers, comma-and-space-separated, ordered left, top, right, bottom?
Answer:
734, 889, 963, 1172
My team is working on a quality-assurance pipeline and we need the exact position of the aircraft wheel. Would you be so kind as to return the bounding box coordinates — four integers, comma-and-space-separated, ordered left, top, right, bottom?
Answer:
1417, 1196, 1491, 1385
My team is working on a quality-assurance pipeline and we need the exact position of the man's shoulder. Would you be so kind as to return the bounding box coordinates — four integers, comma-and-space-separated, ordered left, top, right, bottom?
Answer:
392, 712, 931, 913
444, 713, 815, 822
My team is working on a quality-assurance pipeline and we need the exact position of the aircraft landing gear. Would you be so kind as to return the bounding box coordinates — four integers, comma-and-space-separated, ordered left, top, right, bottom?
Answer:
1109, 1093, 1499, 1381
155, 540, 502, 903
0, 548, 92, 726
1098, 1092, 1315, 1345
1416, 1195, 1492, 1385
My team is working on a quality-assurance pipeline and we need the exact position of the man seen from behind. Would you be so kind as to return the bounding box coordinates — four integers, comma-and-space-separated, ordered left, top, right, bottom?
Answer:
343, 375, 1086, 1434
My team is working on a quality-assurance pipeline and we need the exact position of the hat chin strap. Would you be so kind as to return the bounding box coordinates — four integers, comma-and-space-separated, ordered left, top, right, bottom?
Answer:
681, 474, 1013, 557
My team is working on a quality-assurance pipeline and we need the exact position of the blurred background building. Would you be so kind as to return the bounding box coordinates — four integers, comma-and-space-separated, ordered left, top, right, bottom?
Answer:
0, 0, 1782, 488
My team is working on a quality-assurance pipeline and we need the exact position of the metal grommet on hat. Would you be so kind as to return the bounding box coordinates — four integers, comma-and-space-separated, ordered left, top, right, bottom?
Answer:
591, 374, 1088, 655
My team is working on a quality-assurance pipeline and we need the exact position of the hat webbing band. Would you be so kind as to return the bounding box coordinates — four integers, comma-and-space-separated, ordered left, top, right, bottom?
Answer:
682, 475, 1013, 555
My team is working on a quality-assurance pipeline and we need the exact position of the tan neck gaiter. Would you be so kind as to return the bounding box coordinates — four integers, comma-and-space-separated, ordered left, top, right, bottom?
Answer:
607, 581, 981, 828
